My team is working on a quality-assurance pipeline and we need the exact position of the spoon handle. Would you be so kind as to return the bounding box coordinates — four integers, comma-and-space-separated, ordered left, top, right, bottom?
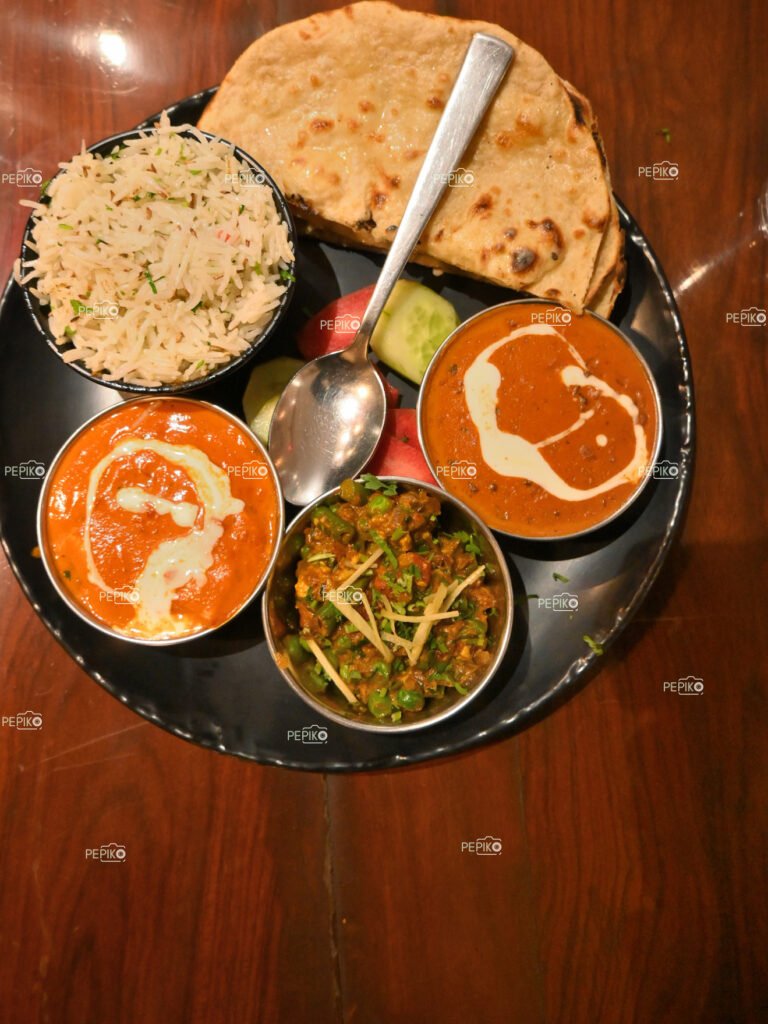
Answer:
352, 32, 515, 353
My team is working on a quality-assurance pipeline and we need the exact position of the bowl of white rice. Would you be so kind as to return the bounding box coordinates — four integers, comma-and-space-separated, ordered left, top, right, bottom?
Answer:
15, 114, 297, 392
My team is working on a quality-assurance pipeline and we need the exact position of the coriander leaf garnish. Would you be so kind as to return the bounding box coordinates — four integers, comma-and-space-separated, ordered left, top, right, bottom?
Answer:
583, 634, 604, 656
144, 268, 158, 294
451, 530, 482, 556
553, 572, 570, 583
279, 267, 296, 283
360, 474, 397, 497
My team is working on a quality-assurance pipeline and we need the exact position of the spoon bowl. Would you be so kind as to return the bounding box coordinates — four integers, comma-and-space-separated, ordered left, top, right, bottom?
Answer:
268, 347, 387, 507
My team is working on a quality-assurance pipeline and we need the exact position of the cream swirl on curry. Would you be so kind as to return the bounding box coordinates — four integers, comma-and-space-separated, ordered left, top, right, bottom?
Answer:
83, 438, 246, 636
463, 323, 650, 501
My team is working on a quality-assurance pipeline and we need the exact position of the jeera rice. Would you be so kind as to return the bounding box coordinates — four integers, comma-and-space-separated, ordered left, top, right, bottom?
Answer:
15, 114, 294, 386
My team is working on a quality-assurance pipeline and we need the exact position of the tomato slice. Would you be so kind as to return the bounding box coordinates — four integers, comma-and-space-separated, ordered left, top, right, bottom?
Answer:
367, 409, 435, 484
297, 285, 375, 360
297, 285, 400, 406
374, 366, 401, 409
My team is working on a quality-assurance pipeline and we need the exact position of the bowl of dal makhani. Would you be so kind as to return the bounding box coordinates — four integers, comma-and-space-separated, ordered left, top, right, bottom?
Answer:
16, 114, 296, 392
418, 300, 662, 540
37, 397, 283, 644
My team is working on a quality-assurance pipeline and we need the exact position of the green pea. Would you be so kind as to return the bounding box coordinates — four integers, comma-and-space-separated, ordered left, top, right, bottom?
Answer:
368, 688, 393, 719
366, 493, 393, 515
396, 688, 425, 712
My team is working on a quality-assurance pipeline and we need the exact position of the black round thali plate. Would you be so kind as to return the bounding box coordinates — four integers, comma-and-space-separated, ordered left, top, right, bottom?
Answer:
0, 89, 694, 771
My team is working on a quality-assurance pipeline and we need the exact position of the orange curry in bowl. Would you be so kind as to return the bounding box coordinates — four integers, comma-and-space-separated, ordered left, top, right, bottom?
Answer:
419, 302, 661, 539
40, 398, 281, 641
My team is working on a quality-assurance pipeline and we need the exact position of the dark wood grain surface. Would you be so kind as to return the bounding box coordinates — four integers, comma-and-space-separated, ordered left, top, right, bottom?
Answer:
1, 2, 766, 1021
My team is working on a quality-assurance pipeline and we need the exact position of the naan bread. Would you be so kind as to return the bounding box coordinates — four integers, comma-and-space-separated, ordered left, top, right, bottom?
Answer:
559, 80, 623, 311
200, 2, 621, 313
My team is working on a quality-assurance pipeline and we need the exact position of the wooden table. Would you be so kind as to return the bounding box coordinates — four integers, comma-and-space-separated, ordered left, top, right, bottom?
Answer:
0, 2, 765, 1021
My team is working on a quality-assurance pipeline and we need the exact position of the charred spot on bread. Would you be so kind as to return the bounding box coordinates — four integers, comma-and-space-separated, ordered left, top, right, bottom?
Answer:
512, 248, 537, 273
288, 194, 318, 217
583, 212, 608, 231
568, 91, 587, 126
528, 218, 564, 250
472, 194, 494, 217
592, 129, 608, 169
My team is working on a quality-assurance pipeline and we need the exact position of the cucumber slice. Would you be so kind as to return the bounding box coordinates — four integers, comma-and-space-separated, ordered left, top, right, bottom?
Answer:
371, 280, 459, 384
242, 356, 304, 444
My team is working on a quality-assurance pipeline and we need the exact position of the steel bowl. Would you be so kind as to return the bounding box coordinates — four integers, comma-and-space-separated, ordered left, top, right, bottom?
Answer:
37, 396, 284, 645
417, 298, 664, 541
262, 476, 514, 732
18, 125, 296, 394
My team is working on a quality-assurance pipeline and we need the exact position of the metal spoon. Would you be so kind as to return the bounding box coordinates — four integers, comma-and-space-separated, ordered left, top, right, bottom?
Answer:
269, 32, 516, 506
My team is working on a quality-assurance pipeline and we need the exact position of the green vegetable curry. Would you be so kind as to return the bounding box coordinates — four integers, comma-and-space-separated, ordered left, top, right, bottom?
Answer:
284, 476, 498, 722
